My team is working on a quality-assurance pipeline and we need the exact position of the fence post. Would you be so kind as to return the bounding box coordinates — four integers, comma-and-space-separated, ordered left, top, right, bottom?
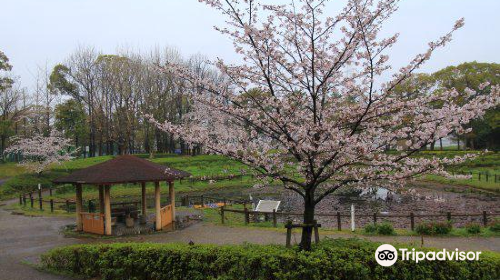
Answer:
410, 212, 415, 231
483, 211, 488, 227
350, 204, 355, 232
447, 212, 451, 222
337, 212, 341, 231
373, 213, 377, 225
38, 187, 43, 210
220, 206, 225, 224
285, 220, 292, 248
244, 207, 249, 225
66, 200, 70, 212
50, 199, 54, 213
272, 209, 277, 227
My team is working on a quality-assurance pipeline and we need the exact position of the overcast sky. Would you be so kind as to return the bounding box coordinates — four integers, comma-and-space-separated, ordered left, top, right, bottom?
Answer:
1, 0, 499, 89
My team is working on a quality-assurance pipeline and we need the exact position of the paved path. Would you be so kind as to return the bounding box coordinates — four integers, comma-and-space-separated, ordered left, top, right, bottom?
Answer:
1, 198, 499, 280
0, 202, 78, 280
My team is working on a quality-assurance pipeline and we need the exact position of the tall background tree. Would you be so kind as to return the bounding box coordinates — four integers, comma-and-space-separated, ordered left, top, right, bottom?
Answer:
149, 0, 499, 250
433, 62, 500, 150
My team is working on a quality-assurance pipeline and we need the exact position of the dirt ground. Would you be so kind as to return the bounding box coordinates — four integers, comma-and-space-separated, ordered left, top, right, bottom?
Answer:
1, 197, 499, 280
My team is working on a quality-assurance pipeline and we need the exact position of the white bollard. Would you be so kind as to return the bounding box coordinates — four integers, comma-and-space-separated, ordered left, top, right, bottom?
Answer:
351, 204, 355, 232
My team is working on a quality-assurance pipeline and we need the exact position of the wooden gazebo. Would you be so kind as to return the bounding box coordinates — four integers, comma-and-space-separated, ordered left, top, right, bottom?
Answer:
53, 155, 191, 235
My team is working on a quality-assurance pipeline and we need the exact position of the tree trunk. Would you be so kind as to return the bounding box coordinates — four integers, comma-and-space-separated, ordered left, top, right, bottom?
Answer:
300, 191, 315, 250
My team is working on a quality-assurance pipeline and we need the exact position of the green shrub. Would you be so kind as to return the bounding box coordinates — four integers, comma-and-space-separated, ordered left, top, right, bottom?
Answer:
376, 222, 395, 235
490, 219, 500, 232
363, 224, 377, 234
465, 223, 481, 234
415, 222, 434, 235
364, 223, 394, 235
415, 221, 452, 235
41, 239, 500, 280
434, 221, 453, 234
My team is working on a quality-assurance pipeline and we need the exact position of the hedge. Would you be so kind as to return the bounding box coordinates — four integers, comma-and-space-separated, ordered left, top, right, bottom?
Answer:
41, 238, 500, 280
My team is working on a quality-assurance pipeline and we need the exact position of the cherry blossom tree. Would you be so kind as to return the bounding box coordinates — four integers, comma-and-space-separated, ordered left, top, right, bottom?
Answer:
5, 132, 76, 176
150, 0, 500, 249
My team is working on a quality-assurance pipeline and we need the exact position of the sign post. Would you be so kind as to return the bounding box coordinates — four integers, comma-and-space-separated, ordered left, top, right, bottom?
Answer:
351, 204, 355, 232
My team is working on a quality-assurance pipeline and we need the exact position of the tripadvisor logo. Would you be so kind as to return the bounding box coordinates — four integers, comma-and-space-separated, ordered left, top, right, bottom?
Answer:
375, 244, 482, 267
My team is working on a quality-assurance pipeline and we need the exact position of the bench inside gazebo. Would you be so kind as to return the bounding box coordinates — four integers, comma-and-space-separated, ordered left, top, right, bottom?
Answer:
53, 155, 191, 236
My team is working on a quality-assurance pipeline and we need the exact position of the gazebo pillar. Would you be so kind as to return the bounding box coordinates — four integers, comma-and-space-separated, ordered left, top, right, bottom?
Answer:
141, 182, 147, 224
75, 183, 83, 231
104, 185, 112, 236
168, 181, 175, 227
154, 181, 161, 231
98, 185, 104, 214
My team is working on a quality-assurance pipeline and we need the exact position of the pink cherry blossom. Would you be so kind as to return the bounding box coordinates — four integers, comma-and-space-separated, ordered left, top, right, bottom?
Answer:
149, 0, 500, 249
5, 131, 76, 175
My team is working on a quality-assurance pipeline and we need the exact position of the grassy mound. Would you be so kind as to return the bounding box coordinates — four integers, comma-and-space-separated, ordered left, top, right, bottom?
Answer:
41, 238, 500, 280
0, 171, 68, 200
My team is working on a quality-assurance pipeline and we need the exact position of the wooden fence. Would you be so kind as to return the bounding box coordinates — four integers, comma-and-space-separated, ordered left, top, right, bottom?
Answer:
18, 190, 142, 214
450, 170, 499, 183
179, 195, 250, 208
220, 207, 500, 230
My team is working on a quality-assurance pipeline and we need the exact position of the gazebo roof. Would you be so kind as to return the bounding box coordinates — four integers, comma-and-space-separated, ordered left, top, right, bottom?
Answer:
53, 155, 191, 185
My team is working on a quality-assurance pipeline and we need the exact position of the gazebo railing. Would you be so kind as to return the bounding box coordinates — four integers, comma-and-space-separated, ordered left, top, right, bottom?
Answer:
160, 204, 173, 228
80, 212, 105, 235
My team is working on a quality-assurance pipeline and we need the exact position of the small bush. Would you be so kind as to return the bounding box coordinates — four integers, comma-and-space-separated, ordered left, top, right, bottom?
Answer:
363, 224, 377, 234
41, 239, 500, 280
415, 221, 452, 235
465, 223, 481, 234
490, 219, 500, 232
376, 222, 395, 235
363, 222, 394, 235
434, 221, 453, 234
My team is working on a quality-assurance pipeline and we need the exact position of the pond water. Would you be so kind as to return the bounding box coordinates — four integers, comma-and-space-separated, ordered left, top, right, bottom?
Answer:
189, 182, 500, 228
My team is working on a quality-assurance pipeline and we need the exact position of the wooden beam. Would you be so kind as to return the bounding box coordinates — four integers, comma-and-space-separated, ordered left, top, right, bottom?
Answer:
141, 182, 147, 224
99, 185, 104, 214
168, 181, 175, 228
75, 184, 83, 231
155, 181, 161, 231
104, 185, 112, 236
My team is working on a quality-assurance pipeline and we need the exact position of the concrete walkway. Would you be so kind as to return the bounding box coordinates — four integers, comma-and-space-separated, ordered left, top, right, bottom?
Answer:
1, 198, 499, 280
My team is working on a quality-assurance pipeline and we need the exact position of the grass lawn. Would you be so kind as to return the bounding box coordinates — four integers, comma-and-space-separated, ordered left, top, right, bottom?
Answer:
0, 151, 498, 202
0, 154, 256, 201
416, 151, 499, 191
0, 163, 26, 179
